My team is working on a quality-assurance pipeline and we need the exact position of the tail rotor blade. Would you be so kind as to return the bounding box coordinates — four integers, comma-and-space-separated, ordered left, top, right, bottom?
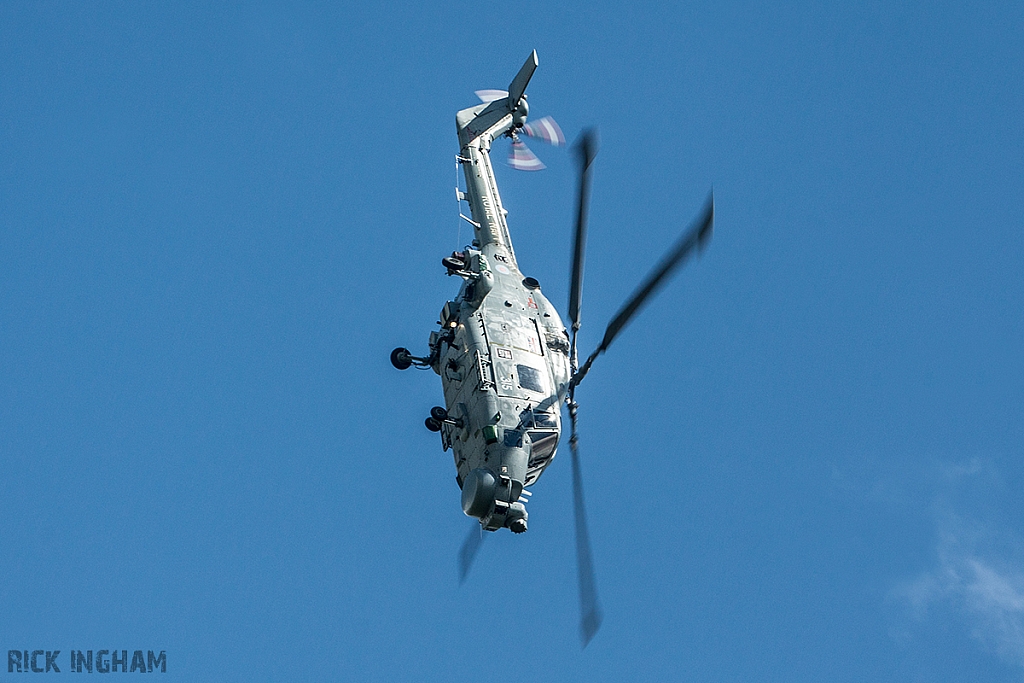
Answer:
569, 404, 603, 646
573, 190, 714, 387
522, 116, 566, 146
509, 140, 545, 171
474, 89, 508, 104
458, 523, 485, 584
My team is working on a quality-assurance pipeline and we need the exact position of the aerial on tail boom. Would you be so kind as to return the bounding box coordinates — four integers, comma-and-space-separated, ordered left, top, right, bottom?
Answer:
390, 50, 715, 647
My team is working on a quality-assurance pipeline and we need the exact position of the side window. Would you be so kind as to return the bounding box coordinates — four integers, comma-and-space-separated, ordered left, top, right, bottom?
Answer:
516, 364, 545, 393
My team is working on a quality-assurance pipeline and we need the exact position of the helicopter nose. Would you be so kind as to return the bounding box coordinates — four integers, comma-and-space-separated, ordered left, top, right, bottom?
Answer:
461, 469, 496, 519
461, 466, 530, 533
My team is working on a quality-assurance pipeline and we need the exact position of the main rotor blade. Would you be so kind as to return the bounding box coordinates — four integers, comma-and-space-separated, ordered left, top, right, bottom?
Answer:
569, 404, 603, 647
568, 130, 599, 334
458, 523, 485, 584
573, 191, 714, 387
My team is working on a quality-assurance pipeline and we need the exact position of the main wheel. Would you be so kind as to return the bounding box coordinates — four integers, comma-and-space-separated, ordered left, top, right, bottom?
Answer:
429, 406, 448, 421
442, 256, 465, 271
424, 417, 442, 432
390, 347, 412, 370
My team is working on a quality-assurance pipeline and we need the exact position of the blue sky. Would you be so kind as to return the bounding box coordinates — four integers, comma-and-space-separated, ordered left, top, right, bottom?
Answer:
1, 1, 1022, 680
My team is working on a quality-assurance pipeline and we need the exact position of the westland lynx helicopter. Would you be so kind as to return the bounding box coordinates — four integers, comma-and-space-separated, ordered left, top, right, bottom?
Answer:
391, 50, 714, 645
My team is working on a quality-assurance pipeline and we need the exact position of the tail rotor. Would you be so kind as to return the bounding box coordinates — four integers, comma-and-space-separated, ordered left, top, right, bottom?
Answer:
473, 90, 565, 171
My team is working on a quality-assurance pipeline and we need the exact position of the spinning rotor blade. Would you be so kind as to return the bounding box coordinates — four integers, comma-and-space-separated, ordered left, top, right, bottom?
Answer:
569, 129, 599, 339
573, 192, 714, 387
458, 524, 485, 584
568, 404, 603, 646
475, 89, 508, 104
522, 116, 566, 146
509, 140, 545, 171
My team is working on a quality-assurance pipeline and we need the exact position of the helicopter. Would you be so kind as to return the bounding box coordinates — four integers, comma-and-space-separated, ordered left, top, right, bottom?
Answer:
390, 50, 714, 646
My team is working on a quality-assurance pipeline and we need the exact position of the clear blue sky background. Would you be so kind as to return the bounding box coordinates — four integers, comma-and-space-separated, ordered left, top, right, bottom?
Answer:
2, 2, 1022, 681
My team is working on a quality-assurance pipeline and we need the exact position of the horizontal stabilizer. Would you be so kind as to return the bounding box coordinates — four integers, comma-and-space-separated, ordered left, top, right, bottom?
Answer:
507, 50, 538, 111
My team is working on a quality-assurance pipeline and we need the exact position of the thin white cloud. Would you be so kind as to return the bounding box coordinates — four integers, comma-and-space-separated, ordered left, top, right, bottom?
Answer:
962, 558, 1024, 666
892, 460, 1024, 670
940, 457, 985, 481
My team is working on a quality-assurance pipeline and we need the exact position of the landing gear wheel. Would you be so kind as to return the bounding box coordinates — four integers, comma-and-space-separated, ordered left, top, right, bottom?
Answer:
424, 417, 442, 432
442, 256, 465, 272
430, 406, 448, 421
390, 347, 412, 370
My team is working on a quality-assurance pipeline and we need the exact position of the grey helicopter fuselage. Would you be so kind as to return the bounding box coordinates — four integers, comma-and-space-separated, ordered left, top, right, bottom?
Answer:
423, 86, 571, 534
395, 50, 713, 641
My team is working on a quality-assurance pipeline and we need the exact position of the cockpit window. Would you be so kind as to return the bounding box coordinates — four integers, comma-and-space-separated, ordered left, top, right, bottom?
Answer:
516, 364, 545, 393
532, 411, 556, 428
503, 429, 523, 448
527, 430, 559, 467
520, 409, 556, 429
